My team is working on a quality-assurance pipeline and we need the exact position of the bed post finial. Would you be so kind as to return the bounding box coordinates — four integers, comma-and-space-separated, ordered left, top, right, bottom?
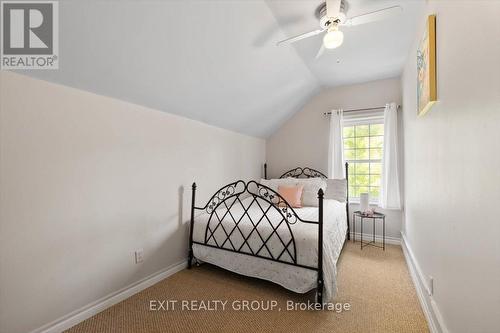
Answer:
264, 163, 267, 180
188, 182, 197, 269
317, 188, 324, 304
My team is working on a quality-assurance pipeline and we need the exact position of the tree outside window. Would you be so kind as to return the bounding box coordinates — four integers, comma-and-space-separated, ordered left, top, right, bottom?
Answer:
343, 123, 384, 201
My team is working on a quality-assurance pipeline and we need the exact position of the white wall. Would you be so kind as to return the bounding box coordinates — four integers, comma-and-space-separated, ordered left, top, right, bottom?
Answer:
266, 78, 403, 240
0, 71, 265, 333
401, 1, 500, 332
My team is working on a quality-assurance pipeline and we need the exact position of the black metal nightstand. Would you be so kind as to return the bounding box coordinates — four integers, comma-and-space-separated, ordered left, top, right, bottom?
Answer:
352, 211, 385, 250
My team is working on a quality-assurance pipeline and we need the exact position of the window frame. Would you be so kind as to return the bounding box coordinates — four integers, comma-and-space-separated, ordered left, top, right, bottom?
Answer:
343, 118, 384, 204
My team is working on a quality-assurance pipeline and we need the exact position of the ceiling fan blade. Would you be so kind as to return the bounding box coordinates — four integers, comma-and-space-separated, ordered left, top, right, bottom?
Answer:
315, 44, 325, 60
276, 29, 325, 46
326, 0, 341, 19
343, 5, 402, 26
253, 15, 305, 47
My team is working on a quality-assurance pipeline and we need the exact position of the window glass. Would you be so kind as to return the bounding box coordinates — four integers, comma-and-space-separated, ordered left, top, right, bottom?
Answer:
343, 123, 384, 200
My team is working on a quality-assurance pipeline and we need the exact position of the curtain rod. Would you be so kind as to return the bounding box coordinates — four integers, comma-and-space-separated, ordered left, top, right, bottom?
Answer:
323, 105, 401, 115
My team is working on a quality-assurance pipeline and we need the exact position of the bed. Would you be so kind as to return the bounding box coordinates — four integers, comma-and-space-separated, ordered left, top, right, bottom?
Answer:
188, 164, 350, 303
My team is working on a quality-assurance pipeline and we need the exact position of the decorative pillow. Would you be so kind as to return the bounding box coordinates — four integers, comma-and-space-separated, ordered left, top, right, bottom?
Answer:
325, 178, 347, 202
260, 178, 298, 193
278, 185, 304, 208
295, 178, 327, 207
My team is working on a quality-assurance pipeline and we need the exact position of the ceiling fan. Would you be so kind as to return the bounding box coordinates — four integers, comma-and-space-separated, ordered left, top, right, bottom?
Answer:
276, 0, 403, 57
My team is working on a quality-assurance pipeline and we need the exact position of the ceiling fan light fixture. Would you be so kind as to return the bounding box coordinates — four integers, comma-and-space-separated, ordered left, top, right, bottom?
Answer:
323, 26, 344, 49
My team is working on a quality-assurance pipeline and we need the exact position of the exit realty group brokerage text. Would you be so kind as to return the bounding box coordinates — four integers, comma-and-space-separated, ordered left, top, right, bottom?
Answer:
149, 299, 352, 312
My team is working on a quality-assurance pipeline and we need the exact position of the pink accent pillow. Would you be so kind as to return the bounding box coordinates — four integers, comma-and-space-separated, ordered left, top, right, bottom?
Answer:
278, 185, 304, 208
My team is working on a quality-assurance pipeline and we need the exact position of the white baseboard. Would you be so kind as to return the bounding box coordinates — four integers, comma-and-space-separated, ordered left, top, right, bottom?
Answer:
30, 259, 188, 333
28, 237, 445, 333
350, 232, 401, 245
400, 233, 448, 333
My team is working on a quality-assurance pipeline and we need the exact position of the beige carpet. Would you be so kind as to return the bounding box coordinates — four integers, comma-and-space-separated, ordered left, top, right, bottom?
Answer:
65, 242, 428, 333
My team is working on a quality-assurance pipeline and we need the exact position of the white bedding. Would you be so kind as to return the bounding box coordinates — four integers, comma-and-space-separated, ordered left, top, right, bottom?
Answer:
192, 196, 347, 301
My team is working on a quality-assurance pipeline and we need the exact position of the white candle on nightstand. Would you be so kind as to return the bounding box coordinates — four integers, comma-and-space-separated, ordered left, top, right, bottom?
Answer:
360, 193, 369, 213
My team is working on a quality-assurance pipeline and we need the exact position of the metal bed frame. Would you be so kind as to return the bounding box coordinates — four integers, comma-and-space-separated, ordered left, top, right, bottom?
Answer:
188, 163, 349, 304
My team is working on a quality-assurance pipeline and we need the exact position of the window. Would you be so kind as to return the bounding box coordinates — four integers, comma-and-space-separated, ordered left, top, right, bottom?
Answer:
343, 123, 384, 201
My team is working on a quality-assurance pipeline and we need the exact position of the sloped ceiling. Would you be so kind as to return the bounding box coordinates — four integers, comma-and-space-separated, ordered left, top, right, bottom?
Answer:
18, 0, 423, 138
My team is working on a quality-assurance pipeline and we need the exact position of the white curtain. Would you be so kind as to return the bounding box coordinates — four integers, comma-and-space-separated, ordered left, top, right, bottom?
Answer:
379, 103, 401, 209
328, 110, 345, 179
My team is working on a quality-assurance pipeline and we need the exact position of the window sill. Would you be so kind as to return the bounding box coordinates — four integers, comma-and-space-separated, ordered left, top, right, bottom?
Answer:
348, 199, 379, 206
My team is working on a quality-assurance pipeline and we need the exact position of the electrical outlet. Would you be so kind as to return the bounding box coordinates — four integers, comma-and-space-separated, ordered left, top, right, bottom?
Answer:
135, 249, 144, 264
428, 276, 434, 296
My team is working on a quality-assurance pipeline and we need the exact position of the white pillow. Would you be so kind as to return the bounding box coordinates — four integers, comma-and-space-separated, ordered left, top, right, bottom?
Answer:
325, 178, 347, 202
294, 178, 327, 207
260, 178, 298, 193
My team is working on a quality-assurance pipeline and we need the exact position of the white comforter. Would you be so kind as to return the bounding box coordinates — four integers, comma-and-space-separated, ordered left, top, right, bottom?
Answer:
192, 197, 347, 301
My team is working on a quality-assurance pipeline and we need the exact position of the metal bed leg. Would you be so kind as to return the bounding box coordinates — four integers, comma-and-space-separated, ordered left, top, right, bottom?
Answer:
383, 216, 386, 251
317, 280, 323, 304
188, 182, 196, 269
352, 213, 355, 243
360, 215, 363, 250
373, 217, 375, 243
317, 189, 324, 305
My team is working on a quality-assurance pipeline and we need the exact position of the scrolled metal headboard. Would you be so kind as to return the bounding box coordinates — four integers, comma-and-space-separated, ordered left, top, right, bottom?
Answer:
279, 167, 327, 179
263, 163, 327, 179
263, 162, 350, 243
